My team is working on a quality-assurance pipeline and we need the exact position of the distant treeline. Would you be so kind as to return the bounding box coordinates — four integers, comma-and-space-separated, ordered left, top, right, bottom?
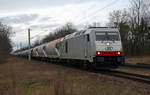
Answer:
108, 0, 150, 56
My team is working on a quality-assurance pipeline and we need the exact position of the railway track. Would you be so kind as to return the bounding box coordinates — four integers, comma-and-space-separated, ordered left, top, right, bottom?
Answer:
58, 62, 150, 85
52, 61, 150, 85
59, 64, 150, 85
28, 59, 150, 85
121, 63, 150, 70
94, 69, 150, 85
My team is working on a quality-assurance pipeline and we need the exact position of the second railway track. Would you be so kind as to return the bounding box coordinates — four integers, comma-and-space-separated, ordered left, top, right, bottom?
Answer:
95, 69, 150, 85
56, 61, 150, 85
57, 61, 150, 85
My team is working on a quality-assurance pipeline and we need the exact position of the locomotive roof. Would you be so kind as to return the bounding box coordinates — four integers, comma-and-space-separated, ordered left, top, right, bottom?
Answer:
89, 27, 119, 32
63, 28, 119, 40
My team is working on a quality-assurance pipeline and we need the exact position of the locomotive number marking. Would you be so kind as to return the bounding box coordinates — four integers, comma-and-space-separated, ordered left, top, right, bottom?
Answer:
105, 46, 113, 51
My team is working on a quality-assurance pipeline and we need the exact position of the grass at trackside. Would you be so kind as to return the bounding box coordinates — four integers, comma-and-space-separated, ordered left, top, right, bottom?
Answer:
125, 56, 150, 65
0, 57, 137, 95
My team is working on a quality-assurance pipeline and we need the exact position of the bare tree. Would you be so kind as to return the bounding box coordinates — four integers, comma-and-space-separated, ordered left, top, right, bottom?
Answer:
129, 0, 150, 56
108, 9, 130, 55
108, 0, 150, 56
0, 22, 12, 63
108, 9, 130, 27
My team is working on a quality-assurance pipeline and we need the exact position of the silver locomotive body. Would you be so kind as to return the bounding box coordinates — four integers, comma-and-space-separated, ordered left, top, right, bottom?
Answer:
56, 27, 124, 68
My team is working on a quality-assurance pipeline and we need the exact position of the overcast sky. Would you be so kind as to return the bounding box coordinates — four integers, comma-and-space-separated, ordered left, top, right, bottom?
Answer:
0, 0, 130, 50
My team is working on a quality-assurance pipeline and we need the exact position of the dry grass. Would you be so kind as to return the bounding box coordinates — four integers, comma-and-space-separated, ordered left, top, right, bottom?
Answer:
0, 56, 137, 95
125, 56, 150, 64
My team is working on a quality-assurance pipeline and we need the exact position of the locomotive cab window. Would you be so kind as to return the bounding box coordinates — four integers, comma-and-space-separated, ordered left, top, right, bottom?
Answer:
95, 31, 120, 41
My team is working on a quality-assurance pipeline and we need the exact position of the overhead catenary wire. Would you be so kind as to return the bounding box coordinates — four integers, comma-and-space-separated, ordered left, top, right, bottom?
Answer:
77, 0, 119, 25
27, 0, 114, 40
23, 0, 119, 42
14, 0, 122, 51
30, 30, 49, 40
27, 1, 89, 40
72, 0, 106, 21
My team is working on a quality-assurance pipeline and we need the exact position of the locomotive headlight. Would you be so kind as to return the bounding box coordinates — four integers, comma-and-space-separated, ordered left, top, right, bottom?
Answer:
106, 42, 110, 46
117, 51, 121, 55
97, 51, 101, 55
96, 51, 101, 55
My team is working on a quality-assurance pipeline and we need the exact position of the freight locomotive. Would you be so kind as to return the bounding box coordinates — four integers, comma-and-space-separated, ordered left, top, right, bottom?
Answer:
14, 27, 125, 69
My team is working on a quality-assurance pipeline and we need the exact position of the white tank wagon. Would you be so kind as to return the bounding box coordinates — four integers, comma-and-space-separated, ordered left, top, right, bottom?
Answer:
32, 46, 39, 57
31, 39, 62, 60
18, 49, 30, 58
36, 44, 47, 58
45, 39, 61, 58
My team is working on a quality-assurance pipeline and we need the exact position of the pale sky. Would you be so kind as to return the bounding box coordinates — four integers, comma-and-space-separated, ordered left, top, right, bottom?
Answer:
0, 0, 130, 50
